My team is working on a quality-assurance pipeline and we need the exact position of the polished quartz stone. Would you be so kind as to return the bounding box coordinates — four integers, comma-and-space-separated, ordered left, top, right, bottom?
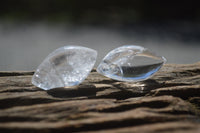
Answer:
97, 45, 166, 82
32, 46, 97, 90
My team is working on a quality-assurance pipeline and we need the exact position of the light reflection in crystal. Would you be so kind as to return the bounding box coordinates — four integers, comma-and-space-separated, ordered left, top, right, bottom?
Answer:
32, 46, 97, 90
97, 45, 166, 82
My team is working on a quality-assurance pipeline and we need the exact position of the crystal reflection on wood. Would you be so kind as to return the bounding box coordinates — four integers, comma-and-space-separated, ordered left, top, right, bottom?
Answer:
97, 45, 166, 82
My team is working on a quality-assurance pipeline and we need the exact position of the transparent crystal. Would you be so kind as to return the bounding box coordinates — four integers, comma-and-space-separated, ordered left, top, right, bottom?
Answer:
32, 46, 97, 90
97, 45, 166, 82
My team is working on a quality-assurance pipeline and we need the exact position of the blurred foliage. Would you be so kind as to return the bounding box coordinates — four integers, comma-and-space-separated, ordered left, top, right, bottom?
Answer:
0, 0, 200, 24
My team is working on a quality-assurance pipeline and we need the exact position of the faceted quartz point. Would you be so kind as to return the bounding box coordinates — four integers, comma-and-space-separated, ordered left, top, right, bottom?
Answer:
97, 45, 166, 82
32, 46, 97, 90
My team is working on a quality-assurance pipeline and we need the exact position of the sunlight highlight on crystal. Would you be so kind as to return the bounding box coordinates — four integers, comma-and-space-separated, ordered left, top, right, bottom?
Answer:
32, 46, 97, 90
97, 45, 166, 82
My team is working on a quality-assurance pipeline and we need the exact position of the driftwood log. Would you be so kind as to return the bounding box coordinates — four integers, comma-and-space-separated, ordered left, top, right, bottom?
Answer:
1, 63, 200, 133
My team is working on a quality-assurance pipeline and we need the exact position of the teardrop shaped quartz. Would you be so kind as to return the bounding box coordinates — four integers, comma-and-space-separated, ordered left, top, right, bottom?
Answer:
97, 45, 166, 82
32, 46, 97, 90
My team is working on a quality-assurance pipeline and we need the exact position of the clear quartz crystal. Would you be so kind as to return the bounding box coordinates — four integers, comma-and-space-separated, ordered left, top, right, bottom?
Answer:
32, 46, 97, 90
97, 45, 166, 82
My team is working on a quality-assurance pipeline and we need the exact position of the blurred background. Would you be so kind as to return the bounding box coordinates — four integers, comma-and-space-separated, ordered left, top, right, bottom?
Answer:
0, 0, 200, 71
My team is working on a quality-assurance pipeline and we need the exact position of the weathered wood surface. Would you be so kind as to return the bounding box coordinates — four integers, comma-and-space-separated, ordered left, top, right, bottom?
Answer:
1, 63, 200, 133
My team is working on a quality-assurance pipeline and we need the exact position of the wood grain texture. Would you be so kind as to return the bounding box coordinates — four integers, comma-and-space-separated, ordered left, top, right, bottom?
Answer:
0, 63, 200, 133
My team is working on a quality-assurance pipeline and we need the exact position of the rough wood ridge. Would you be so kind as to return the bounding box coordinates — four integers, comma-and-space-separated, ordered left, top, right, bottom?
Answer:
1, 63, 200, 133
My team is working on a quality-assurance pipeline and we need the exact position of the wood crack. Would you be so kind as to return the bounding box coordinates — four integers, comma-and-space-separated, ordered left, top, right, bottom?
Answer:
1, 63, 200, 132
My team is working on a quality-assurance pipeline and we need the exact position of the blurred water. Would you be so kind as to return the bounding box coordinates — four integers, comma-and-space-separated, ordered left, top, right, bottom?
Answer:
0, 22, 200, 71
